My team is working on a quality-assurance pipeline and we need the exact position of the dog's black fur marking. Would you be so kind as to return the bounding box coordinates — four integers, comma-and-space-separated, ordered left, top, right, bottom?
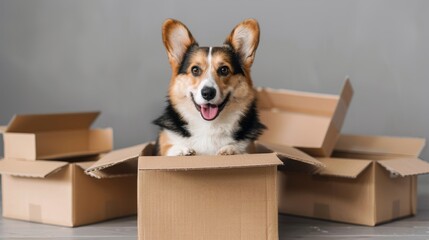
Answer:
153, 99, 191, 138
212, 46, 245, 75
153, 136, 160, 156
178, 45, 244, 76
233, 100, 266, 141
177, 43, 200, 75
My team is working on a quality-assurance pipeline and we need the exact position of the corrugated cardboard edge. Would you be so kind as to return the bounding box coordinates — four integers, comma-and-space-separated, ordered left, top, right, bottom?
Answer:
315, 157, 372, 178
4, 111, 100, 133
336, 134, 426, 157
0, 158, 69, 178
85, 143, 147, 179
339, 77, 354, 108
376, 158, 429, 177
255, 142, 325, 168
320, 77, 354, 156
255, 86, 343, 99
138, 152, 283, 170
75, 161, 97, 171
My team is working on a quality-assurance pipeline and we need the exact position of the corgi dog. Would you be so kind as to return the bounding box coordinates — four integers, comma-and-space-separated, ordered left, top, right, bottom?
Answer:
153, 18, 266, 156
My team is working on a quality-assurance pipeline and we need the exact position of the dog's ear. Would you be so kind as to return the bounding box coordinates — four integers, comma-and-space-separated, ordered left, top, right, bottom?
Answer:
225, 19, 260, 69
162, 19, 197, 67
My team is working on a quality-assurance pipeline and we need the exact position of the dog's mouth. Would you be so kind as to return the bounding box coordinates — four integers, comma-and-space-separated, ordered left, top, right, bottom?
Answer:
191, 92, 231, 121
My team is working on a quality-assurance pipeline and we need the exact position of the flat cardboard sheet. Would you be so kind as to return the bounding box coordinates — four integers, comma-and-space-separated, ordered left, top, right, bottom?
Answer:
336, 135, 426, 157
5, 112, 100, 133
257, 78, 353, 157
316, 158, 372, 178
0, 158, 69, 178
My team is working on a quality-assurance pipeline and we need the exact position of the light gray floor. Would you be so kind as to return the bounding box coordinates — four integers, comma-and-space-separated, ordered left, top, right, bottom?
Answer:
0, 176, 428, 240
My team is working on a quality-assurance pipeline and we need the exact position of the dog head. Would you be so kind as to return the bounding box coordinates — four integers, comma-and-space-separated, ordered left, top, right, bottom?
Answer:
162, 19, 260, 121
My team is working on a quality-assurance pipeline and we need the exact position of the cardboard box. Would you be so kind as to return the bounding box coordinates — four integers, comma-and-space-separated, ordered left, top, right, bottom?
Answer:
278, 134, 429, 226
138, 143, 282, 240
86, 143, 324, 240
257, 79, 353, 157
1, 112, 113, 160
0, 157, 137, 227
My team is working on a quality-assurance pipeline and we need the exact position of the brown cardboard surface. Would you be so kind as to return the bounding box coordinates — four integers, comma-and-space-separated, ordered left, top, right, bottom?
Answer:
336, 134, 426, 157
376, 158, 429, 177
316, 158, 372, 178
3, 129, 113, 160
278, 167, 375, 226
139, 152, 282, 170
278, 134, 429, 226
2, 165, 74, 226
257, 142, 324, 167
257, 78, 353, 157
75, 161, 96, 170
0, 158, 69, 178
2, 112, 112, 160
137, 141, 284, 239
139, 165, 278, 240
0, 159, 137, 227
88, 141, 321, 177
374, 163, 414, 224
86, 144, 146, 179
5, 112, 99, 133
72, 164, 137, 226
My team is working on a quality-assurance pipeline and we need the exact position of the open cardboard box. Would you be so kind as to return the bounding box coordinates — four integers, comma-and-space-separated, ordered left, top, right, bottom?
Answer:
257, 78, 353, 157
278, 134, 429, 226
0, 155, 137, 227
1, 112, 113, 160
85, 142, 324, 239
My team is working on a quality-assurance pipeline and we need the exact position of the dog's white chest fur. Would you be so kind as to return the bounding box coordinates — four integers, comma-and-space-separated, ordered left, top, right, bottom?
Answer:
165, 108, 248, 156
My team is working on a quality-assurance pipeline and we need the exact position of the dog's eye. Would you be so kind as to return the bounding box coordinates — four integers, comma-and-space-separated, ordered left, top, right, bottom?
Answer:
218, 66, 230, 76
191, 66, 201, 76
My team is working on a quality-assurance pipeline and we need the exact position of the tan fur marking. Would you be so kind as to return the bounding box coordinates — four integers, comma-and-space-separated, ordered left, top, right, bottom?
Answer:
162, 19, 196, 74
225, 19, 260, 70
158, 130, 172, 156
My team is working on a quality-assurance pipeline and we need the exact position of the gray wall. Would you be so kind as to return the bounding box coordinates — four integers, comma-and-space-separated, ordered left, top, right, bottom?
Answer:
0, 0, 428, 161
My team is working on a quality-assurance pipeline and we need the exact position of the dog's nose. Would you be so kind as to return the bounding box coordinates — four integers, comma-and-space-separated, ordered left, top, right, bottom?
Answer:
201, 86, 216, 101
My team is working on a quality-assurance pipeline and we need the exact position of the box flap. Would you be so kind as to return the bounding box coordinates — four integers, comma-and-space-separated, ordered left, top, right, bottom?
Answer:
315, 158, 372, 178
138, 152, 283, 170
339, 77, 353, 108
0, 125, 6, 133
75, 161, 97, 171
256, 78, 353, 157
5, 111, 100, 133
336, 134, 426, 157
377, 158, 429, 177
255, 142, 325, 168
0, 158, 69, 178
85, 143, 147, 178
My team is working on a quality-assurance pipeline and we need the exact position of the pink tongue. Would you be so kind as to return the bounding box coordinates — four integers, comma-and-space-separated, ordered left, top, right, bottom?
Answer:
200, 104, 219, 120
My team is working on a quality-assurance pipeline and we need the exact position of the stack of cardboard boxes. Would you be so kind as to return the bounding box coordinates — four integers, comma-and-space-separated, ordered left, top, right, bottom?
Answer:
0, 112, 137, 227
1, 78, 429, 238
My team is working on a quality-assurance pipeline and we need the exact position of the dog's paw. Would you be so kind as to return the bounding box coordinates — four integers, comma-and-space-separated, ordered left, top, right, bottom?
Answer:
216, 145, 242, 155
167, 146, 196, 156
